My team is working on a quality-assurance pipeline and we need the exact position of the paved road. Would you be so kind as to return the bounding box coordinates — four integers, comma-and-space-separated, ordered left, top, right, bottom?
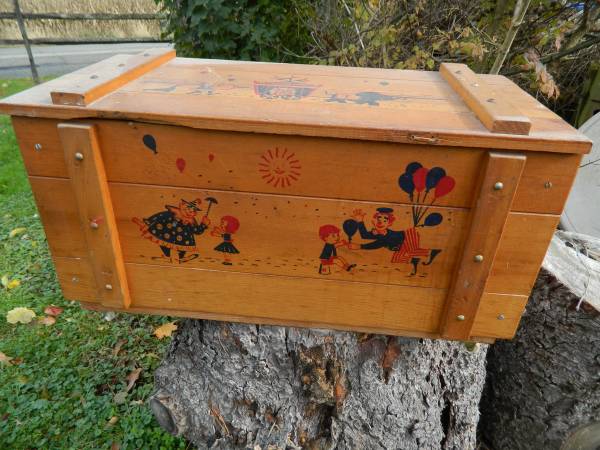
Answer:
0, 42, 173, 79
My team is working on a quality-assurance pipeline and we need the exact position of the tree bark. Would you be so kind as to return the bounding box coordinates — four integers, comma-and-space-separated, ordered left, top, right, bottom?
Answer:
480, 232, 600, 449
150, 321, 488, 449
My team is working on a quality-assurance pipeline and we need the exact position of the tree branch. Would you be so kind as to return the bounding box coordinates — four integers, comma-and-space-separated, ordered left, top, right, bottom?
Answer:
489, 0, 532, 74
503, 34, 600, 76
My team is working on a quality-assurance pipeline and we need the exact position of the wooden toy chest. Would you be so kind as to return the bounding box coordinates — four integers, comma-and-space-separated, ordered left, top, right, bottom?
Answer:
0, 48, 591, 342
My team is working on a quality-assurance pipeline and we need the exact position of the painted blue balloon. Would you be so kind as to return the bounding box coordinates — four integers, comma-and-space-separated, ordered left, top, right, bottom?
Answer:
425, 167, 446, 191
398, 173, 415, 195
424, 212, 443, 227
405, 162, 422, 174
343, 219, 358, 241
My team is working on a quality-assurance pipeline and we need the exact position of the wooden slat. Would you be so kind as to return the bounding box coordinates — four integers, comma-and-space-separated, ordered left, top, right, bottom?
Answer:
50, 48, 175, 106
485, 212, 559, 295
27, 175, 554, 297
0, 59, 591, 154
53, 254, 508, 341
14, 117, 582, 215
440, 63, 531, 135
440, 152, 526, 340
58, 123, 131, 308
471, 293, 528, 339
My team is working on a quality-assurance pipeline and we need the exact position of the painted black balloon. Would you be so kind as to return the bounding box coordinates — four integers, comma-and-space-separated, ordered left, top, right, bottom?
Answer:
405, 161, 422, 175
398, 173, 415, 195
343, 219, 358, 242
423, 212, 443, 227
425, 167, 446, 191
143, 134, 157, 154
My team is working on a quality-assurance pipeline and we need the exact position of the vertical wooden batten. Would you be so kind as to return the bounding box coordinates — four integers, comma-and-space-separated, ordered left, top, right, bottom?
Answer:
440, 152, 526, 340
58, 123, 131, 309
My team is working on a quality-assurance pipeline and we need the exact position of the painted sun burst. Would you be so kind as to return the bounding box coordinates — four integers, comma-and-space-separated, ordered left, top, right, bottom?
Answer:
258, 147, 301, 188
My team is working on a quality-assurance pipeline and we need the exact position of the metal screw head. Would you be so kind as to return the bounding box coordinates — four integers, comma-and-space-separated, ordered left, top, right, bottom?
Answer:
105, 284, 113, 291
544, 181, 553, 189
497, 314, 505, 320
456, 314, 466, 321
474, 254, 484, 263
34, 143, 42, 152
494, 181, 504, 190
74, 152, 84, 161
89, 221, 99, 229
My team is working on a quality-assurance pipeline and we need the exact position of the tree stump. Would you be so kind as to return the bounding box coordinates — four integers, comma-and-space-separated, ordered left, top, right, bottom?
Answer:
150, 321, 488, 449
481, 231, 600, 449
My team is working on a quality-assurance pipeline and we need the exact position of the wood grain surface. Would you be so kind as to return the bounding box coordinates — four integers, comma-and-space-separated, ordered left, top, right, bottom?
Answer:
440, 152, 526, 340
0, 57, 591, 153
12, 118, 582, 215
59, 124, 131, 309
440, 63, 531, 135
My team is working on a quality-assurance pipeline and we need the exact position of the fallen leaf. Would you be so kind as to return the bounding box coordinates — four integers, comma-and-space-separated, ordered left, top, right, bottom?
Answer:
7, 279, 20, 290
112, 339, 127, 357
125, 368, 142, 392
38, 316, 56, 326
8, 227, 26, 238
44, 305, 63, 317
107, 416, 119, 426
0, 275, 7, 288
0, 352, 12, 365
11, 357, 23, 365
113, 391, 128, 405
153, 322, 178, 339
6, 307, 36, 324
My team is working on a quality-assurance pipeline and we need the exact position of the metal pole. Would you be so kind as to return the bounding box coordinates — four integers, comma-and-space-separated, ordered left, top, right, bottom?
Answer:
12, 0, 40, 84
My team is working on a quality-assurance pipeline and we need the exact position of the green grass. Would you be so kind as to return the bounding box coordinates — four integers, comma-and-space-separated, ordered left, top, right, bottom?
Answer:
0, 79, 187, 449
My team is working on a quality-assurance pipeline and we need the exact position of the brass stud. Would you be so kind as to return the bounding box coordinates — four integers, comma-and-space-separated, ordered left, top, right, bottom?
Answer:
497, 314, 505, 320
544, 181, 553, 189
474, 254, 484, 262
494, 182, 504, 190
456, 315, 465, 321
90, 221, 99, 229
105, 284, 113, 291
34, 143, 42, 152
74, 152, 84, 161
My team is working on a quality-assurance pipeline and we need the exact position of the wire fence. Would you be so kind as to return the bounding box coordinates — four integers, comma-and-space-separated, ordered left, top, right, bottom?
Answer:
2, 0, 167, 83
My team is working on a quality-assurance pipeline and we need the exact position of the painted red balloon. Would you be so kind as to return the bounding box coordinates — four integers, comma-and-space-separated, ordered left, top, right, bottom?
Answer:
413, 167, 428, 193
176, 158, 186, 173
208, 153, 215, 162
434, 176, 455, 198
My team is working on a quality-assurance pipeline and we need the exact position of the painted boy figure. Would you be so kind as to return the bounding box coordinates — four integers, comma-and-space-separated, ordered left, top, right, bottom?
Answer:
133, 198, 210, 264
318, 225, 356, 275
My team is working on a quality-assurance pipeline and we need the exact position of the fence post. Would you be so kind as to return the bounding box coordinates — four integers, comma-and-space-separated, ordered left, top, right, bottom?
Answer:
12, 0, 40, 84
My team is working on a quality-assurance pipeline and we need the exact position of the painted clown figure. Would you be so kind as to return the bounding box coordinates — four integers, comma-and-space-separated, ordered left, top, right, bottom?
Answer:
133, 198, 211, 264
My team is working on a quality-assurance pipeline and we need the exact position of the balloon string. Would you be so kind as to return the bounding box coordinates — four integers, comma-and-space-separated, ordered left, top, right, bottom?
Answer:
417, 199, 436, 224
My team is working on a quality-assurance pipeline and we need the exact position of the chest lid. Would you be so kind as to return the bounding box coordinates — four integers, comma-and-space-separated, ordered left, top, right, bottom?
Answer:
0, 47, 590, 154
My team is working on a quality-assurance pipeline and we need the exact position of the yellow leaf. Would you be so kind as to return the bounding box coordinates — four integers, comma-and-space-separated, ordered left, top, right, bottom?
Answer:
38, 316, 56, 326
153, 322, 178, 339
6, 307, 36, 324
125, 368, 142, 392
7, 279, 20, 290
8, 227, 26, 238
0, 351, 12, 365
0, 275, 8, 288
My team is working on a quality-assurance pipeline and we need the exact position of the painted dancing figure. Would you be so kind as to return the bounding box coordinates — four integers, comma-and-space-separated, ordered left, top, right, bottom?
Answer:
212, 215, 240, 265
132, 198, 210, 264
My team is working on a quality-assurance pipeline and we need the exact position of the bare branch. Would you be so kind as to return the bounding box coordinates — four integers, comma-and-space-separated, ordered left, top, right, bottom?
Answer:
490, 0, 532, 74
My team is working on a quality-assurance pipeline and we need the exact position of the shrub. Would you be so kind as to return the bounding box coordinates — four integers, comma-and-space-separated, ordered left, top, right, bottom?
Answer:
155, 0, 312, 62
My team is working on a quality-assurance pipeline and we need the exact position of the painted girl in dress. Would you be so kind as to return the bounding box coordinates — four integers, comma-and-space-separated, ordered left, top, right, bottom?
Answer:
132, 198, 210, 264
211, 215, 240, 265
